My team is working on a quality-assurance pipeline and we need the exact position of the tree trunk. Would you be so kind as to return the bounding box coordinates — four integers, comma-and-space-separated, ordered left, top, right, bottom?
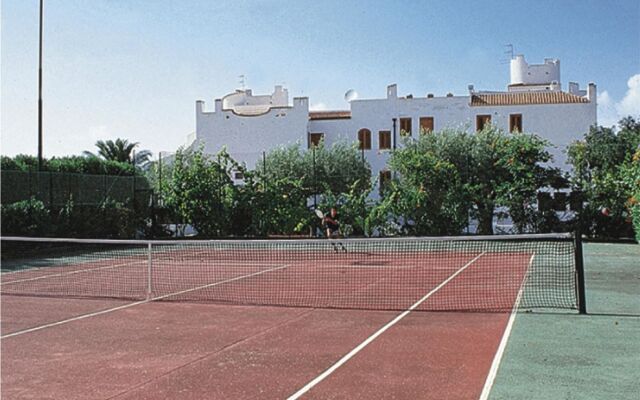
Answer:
476, 202, 494, 235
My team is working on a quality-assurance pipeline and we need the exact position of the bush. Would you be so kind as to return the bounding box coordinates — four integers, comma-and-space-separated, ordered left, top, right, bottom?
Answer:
568, 117, 640, 239
621, 150, 640, 242
54, 197, 138, 238
1, 156, 21, 171
379, 126, 555, 235
1, 155, 137, 176
162, 147, 238, 237
317, 178, 373, 237
1, 197, 50, 236
632, 205, 640, 242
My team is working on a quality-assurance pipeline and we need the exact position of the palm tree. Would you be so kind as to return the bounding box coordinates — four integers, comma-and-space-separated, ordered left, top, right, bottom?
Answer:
84, 138, 153, 168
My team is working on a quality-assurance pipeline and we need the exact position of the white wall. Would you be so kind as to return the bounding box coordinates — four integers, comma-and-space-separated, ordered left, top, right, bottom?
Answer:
309, 93, 595, 186
510, 55, 560, 87
195, 77, 596, 194
196, 97, 309, 169
469, 102, 596, 168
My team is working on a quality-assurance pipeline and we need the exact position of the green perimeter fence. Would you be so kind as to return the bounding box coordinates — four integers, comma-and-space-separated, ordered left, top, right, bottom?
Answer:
1, 170, 152, 207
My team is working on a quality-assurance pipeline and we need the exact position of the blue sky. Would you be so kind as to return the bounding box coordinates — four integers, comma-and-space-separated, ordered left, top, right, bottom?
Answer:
2, 0, 639, 158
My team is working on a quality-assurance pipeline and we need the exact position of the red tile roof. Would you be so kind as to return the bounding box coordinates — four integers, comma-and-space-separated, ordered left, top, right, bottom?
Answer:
471, 92, 590, 106
309, 110, 351, 120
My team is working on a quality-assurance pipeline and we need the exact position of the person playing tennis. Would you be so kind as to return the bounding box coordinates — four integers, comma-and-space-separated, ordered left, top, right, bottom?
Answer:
323, 207, 340, 238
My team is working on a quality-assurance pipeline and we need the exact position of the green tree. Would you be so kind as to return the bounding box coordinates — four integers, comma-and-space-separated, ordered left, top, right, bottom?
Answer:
261, 141, 371, 198
620, 149, 640, 241
84, 138, 152, 168
255, 141, 371, 236
162, 146, 237, 237
379, 126, 557, 235
317, 178, 374, 236
384, 140, 469, 235
568, 117, 640, 238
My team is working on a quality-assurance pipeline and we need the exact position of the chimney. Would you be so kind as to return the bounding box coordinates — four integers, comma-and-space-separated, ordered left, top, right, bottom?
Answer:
387, 84, 398, 99
568, 82, 579, 95
215, 99, 222, 112
196, 100, 204, 113
587, 82, 597, 102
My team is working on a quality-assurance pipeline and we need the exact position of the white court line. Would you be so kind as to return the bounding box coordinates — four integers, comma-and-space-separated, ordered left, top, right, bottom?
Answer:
0, 264, 291, 339
478, 254, 534, 400
1, 260, 147, 285
286, 252, 486, 400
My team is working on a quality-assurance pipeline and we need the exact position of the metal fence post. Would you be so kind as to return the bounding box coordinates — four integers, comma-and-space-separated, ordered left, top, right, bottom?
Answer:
312, 147, 317, 209
48, 171, 53, 208
158, 152, 163, 197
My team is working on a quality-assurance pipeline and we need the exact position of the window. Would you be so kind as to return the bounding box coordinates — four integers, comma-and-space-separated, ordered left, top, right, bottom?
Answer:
419, 117, 434, 134
509, 114, 522, 133
358, 129, 371, 150
379, 170, 392, 194
476, 115, 491, 131
309, 132, 324, 148
400, 118, 412, 136
233, 171, 244, 180
379, 130, 391, 150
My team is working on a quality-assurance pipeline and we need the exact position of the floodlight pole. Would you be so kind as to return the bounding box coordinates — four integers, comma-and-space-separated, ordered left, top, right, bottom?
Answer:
37, 0, 44, 170
312, 147, 317, 209
392, 118, 397, 181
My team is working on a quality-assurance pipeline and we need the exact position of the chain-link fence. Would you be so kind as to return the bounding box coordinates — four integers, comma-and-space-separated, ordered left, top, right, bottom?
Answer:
1, 170, 152, 208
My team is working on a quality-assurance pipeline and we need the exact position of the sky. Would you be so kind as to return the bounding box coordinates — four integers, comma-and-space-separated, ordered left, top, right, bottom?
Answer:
2, 0, 639, 159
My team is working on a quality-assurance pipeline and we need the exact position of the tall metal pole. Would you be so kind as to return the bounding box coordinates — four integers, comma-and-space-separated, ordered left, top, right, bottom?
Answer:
312, 147, 317, 209
392, 118, 397, 181
158, 152, 163, 196
37, 0, 44, 170
263, 151, 267, 176
392, 118, 397, 150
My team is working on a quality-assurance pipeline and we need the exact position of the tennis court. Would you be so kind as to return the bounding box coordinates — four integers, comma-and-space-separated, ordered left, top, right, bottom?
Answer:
1, 234, 583, 399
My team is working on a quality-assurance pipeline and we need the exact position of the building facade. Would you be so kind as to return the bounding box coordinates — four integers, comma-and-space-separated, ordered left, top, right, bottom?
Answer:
194, 55, 597, 188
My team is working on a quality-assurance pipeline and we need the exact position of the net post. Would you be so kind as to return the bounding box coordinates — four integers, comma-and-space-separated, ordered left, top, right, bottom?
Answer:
147, 242, 153, 300
574, 231, 587, 314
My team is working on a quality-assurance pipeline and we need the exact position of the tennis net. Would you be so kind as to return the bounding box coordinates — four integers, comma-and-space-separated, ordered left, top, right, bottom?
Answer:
0, 234, 584, 312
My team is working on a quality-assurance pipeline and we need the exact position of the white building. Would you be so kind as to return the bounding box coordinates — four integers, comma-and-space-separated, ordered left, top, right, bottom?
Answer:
194, 55, 597, 188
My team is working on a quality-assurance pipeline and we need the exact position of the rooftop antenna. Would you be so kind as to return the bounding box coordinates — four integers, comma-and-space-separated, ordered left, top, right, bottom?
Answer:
500, 44, 514, 65
238, 75, 246, 90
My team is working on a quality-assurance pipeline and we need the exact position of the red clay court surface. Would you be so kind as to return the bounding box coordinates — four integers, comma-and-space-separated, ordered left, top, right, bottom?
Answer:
1, 250, 530, 399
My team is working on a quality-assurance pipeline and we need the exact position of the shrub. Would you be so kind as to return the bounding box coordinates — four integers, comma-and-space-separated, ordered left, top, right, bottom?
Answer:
1, 155, 137, 176
54, 197, 138, 238
1, 197, 50, 236
568, 117, 640, 238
